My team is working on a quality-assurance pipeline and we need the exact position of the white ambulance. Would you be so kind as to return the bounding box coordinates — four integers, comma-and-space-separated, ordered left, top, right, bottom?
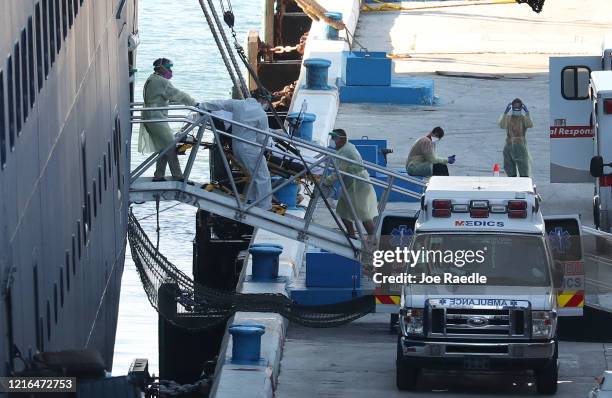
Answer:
550, 37, 612, 231
394, 177, 583, 394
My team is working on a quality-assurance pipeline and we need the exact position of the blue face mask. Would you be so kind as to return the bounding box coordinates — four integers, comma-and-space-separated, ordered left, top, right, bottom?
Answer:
512, 110, 522, 116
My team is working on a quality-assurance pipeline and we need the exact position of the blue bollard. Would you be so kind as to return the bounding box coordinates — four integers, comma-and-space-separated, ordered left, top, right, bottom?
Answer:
274, 178, 299, 209
228, 324, 265, 363
325, 12, 343, 40
286, 112, 316, 141
251, 243, 284, 270
251, 243, 284, 250
304, 58, 332, 90
249, 245, 283, 280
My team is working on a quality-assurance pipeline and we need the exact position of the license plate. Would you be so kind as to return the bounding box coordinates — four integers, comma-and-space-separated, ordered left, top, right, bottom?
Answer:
463, 357, 490, 370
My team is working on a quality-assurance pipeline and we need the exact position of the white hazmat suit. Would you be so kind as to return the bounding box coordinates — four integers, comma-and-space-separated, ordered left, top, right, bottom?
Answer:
201, 99, 272, 210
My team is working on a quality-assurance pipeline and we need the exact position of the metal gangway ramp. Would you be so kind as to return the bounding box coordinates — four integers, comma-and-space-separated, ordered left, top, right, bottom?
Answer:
129, 104, 425, 260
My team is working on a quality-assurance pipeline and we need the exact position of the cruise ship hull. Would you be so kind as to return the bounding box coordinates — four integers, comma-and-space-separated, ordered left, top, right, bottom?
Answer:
0, 0, 137, 376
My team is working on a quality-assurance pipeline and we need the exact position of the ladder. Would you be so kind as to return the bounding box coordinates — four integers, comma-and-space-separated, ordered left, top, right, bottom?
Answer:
129, 104, 426, 260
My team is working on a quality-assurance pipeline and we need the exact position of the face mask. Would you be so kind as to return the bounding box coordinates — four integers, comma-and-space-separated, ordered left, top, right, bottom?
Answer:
431, 136, 440, 143
261, 101, 270, 111
162, 69, 173, 79
512, 110, 521, 116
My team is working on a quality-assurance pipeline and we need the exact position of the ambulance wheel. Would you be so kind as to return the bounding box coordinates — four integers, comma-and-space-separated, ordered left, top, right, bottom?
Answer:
390, 313, 399, 333
396, 338, 419, 390
593, 196, 601, 229
535, 360, 558, 395
535, 342, 558, 395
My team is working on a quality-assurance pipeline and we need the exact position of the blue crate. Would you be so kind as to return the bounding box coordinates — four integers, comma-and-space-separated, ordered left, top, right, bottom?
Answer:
338, 77, 435, 105
350, 138, 388, 171
305, 248, 361, 288
373, 169, 424, 202
342, 51, 391, 86
290, 288, 364, 306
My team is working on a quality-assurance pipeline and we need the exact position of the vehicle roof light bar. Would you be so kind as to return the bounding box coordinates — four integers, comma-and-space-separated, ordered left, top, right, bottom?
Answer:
490, 204, 506, 213
432, 199, 451, 218
452, 204, 469, 213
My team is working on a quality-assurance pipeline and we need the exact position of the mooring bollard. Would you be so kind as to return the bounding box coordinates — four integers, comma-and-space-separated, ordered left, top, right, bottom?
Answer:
324, 12, 343, 40
228, 324, 266, 363
249, 245, 283, 280
272, 177, 299, 210
304, 58, 332, 90
286, 112, 316, 141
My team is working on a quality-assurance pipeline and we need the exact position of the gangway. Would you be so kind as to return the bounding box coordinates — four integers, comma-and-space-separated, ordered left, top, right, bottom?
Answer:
129, 104, 425, 260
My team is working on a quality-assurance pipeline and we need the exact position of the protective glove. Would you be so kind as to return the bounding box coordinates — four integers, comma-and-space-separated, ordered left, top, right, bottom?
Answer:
505, 103, 512, 114
522, 103, 529, 113
447, 155, 456, 165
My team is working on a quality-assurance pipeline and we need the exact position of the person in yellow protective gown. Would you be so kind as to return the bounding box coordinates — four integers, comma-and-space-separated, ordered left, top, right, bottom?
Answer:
138, 58, 198, 181
324, 129, 378, 237
498, 98, 533, 177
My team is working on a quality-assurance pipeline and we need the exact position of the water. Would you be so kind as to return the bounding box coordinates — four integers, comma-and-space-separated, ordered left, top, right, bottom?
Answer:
112, 0, 262, 376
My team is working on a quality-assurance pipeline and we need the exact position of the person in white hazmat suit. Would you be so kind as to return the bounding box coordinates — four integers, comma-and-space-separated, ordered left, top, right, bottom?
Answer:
324, 129, 378, 237
199, 89, 273, 210
138, 58, 199, 180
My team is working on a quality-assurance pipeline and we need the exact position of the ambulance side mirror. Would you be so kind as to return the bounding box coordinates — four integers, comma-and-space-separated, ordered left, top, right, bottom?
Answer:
590, 156, 604, 177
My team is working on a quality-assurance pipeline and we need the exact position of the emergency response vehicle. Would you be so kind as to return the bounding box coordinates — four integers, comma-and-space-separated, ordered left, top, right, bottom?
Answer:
394, 177, 583, 394
588, 72, 612, 232
550, 36, 612, 232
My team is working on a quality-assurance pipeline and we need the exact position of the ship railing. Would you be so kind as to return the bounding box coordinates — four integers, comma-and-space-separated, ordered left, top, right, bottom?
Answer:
129, 103, 425, 257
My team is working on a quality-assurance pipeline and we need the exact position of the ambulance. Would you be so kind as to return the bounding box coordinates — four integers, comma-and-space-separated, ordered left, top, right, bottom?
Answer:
394, 177, 584, 394
549, 36, 612, 232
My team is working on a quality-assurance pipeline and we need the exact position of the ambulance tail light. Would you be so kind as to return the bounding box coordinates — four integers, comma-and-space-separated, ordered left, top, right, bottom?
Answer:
604, 99, 612, 114
469, 200, 489, 218
507, 200, 528, 218
432, 200, 451, 218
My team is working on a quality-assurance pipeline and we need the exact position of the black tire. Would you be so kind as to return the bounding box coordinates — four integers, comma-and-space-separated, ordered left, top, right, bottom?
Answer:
594, 196, 601, 230
535, 360, 558, 395
390, 313, 399, 334
535, 342, 559, 395
396, 338, 419, 391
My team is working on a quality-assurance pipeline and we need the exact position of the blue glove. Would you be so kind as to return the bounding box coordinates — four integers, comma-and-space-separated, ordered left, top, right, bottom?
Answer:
505, 103, 512, 114
448, 155, 456, 164
522, 104, 529, 113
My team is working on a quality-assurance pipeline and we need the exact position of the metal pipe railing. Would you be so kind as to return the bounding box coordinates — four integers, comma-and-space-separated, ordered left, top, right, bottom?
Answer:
130, 104, 427, 188
132, 111, 420, 199
129, 104, 427, 257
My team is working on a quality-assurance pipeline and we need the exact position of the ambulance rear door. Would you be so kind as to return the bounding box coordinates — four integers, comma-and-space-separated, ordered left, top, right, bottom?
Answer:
549, 56, 601, 182
544, 215, 584, 317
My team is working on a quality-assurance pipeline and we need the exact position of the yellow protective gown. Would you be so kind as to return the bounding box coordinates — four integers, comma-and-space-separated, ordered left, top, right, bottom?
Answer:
498, 113, 533, 177
138, 73, 197, 153
326, 142, 378, 222
405, 136, 447, 177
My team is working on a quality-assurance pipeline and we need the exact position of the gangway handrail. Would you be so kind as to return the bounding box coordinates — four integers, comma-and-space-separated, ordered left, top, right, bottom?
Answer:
129, 103, 426, 259
130, 107, 423, 199
130, 103, 427, 188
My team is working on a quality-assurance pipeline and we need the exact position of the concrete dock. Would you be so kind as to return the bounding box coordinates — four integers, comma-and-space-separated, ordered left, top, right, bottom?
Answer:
276, 314, 611, 397
275, 1, 612, 397
336, 0, 612, 225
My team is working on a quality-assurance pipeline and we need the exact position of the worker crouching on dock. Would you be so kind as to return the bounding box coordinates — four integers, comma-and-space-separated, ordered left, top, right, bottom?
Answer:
405, 126, 455, 177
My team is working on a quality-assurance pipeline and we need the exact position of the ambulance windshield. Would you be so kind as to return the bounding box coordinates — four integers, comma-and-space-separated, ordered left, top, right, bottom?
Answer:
410, 233, 551, 287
